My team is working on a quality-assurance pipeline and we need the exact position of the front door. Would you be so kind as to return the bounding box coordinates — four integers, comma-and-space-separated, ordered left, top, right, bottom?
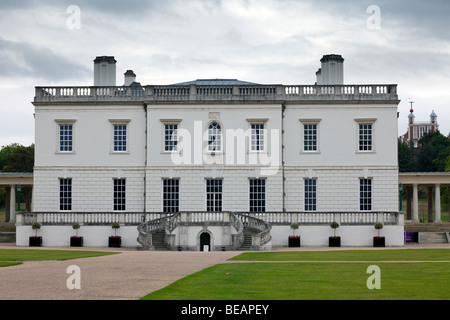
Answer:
200, 232, 211, 251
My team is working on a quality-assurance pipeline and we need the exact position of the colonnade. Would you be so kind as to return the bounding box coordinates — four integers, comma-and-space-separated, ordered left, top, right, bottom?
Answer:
0, 173, 33, 223
399, 173, 450, 223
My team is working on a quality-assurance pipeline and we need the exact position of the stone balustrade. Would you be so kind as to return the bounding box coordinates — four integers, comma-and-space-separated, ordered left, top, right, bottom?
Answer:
247, 212, 401, 226
17, 211, 401, 227
34, 84, 398, 104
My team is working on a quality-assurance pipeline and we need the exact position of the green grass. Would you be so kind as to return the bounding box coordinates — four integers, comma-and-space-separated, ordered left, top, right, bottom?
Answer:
141, 249, 450, 300
0, 261, 21, 267
0, 248, 118, 267
230, 249, 450, 262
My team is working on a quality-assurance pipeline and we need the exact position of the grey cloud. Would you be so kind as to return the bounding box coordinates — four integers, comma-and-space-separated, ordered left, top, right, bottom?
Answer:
0, 38, 90, 83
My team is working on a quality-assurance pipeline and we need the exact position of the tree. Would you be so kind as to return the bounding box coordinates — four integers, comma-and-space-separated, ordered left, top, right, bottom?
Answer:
398, 140, 415, 172
0, 143, 34, 173
417, 143, 438, 172
433, 146, 450, 172
416, 131, 450, 172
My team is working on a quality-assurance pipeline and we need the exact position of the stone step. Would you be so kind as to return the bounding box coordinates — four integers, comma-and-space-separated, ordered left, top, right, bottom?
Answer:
418, 232, 450, 244
240, 229, 254, 250
405, 222, 450, 233
152, 231, 167, 250
0, 232, 16, 243
0, 222, 16, 233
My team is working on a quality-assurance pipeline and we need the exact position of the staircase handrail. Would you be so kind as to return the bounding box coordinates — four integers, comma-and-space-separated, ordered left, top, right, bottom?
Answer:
230, 212, 244, 249
165, 213, 181, 250
235, 213, 272, 249
137, 215, 173, 249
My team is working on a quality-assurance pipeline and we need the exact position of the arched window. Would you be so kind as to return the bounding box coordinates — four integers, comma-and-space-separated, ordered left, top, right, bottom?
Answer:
208, 122, 222, 152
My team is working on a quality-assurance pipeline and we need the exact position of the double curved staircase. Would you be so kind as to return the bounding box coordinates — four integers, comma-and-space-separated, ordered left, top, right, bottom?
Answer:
137, 212, 272, 251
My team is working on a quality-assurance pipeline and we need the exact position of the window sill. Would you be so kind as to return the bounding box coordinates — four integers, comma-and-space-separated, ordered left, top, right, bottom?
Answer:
55, 151, 76, 155
110, 151, 130, 155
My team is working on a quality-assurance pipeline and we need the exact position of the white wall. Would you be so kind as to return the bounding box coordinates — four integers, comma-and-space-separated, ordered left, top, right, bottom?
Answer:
146, 103, 282, 167
283, 103, 398, 167
271, 225, 404, 247
32, 168, 145, 212
33, 100, 399, 217
34, 104, 146, 167
16, 225, 139, 247
16, 224, 404, 248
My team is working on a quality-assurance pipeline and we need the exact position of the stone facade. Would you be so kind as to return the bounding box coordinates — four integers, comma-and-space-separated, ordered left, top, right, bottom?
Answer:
24, 55, 403, 248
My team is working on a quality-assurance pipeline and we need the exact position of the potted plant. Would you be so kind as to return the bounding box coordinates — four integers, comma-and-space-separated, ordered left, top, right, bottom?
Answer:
108, 222, 121, 247
70, 222, 83, 247
329, 221, 341, 247
288, 222, 300, 247
373, 222, 385, 247
29, 222, 42, 247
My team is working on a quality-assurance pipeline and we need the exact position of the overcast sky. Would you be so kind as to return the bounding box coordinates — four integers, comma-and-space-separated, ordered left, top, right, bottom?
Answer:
0, 0, 449, 148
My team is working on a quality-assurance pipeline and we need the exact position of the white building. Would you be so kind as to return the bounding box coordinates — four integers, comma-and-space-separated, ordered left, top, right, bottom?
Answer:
16, 54, 404, 249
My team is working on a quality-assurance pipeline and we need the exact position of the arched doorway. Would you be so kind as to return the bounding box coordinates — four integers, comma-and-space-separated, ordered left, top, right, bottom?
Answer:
200, 232, 211, 251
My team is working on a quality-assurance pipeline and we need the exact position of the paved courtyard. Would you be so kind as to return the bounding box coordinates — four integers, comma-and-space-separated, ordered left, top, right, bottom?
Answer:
0, 243, 448, 300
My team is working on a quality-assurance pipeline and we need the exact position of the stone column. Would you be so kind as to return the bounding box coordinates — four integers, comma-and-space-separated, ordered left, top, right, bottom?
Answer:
435, 184, 442, 223
406, 186, 412, 220
427, 186, 433, 223
412, 184, 419, 222
5, 187, 11, 222
9, 184, 16, 223
25, 187, 32, 212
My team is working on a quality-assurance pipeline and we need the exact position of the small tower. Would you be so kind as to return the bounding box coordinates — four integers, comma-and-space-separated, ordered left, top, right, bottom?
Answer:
430, 110, 437, 125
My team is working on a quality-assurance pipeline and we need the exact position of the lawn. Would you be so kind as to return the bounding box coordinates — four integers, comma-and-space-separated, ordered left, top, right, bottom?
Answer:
0, 248, 118, 267
141, 249, 450, 300
229, 249, 450, 262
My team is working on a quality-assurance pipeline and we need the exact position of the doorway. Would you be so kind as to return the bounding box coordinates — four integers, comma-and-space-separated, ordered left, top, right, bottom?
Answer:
200, 232, 211, 251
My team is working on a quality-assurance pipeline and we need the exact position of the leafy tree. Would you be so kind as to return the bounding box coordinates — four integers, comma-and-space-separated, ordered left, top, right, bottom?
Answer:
416, 131, 450, 172
432, 145, 450, 172
398, 140, 415, 172
417, 143, 438, 172
0, 143, 35, 173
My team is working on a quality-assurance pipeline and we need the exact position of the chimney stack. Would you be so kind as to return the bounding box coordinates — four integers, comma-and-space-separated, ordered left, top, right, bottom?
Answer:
316, 54, 344, 85
124, 70, 136, 86
94, 56, 117, 86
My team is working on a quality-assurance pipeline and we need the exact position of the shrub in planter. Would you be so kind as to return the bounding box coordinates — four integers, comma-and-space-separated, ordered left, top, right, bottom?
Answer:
29, 222, 42, 247
373, 222, 385, 247
288, 236, 301, 247
70, 236, 83, 247
288, 223, 301, 247
329, 221, 341, 247
109, 222, 121, 247
70, 222, 83, 247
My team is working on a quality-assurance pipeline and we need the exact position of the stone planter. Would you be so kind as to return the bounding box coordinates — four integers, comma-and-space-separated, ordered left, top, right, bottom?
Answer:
329, 237, 341, 247
70, 236, 83, 247
108, 236, 121, 248
373, 237, 385, 247
288, 237, 300, 247
29, 236, 42, 247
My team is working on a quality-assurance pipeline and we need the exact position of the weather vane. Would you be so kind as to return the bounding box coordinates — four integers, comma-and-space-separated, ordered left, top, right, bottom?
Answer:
408, 98, 414, 113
